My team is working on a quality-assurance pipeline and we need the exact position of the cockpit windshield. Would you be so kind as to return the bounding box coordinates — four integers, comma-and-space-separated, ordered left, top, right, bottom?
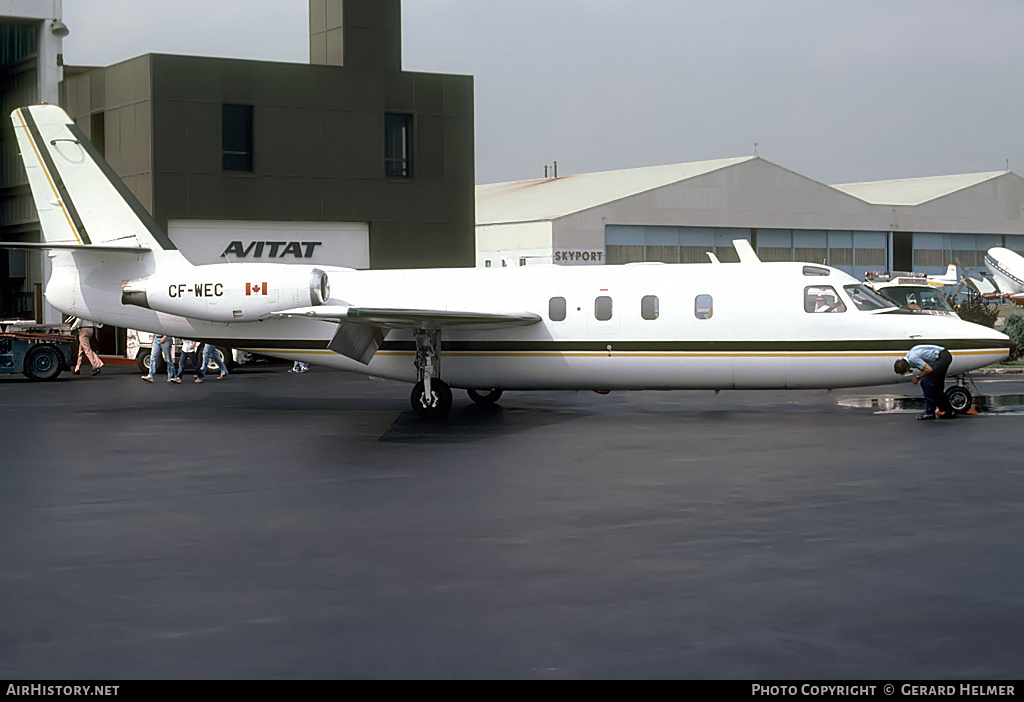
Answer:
875, 286, 955, 313
843, 284, 896, 312
804, 285, 846, 313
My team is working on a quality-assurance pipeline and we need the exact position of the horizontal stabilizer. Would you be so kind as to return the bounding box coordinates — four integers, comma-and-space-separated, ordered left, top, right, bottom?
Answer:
0, 241, 151, 254
271, 305, 542, 331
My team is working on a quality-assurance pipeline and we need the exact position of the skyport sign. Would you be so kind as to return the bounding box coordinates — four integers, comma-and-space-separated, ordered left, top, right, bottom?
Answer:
554, 250, 605, 264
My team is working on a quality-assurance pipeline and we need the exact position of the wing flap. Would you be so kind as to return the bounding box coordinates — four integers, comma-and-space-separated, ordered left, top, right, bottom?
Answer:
327, 323, 386, 365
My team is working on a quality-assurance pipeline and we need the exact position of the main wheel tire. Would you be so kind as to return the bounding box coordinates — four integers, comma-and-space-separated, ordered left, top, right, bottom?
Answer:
200, 345, 230, 373
136, 351, 152, 373
467, 388, 503, 405
411, 378, 453, 418
138, 349, 165, 373
945, 386, 972, 413
24, 345, 62, 381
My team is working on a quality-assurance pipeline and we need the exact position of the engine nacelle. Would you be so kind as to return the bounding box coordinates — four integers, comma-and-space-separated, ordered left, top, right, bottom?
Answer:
122, 263, 330, 323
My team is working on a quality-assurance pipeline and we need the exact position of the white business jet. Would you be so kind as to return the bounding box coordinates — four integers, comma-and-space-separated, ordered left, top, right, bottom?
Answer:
2, 105, 1014, 417
984, 247, 1024, 303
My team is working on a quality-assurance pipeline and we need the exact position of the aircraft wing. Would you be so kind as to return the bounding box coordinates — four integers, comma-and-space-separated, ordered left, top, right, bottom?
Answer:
964, 277, 999, 296
271, 305, 542, 330
270, 305, 542, 365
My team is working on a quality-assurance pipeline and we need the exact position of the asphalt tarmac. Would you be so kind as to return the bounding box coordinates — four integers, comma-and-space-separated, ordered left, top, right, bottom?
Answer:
2, 365, 1023, 680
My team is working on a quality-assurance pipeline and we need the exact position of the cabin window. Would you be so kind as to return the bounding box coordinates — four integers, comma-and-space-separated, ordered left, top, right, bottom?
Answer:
641, 295, 659, 320
695, 294, 713, 320
549, 297, 567, 321
805, 285, 846, 313
595, 296, 613, 321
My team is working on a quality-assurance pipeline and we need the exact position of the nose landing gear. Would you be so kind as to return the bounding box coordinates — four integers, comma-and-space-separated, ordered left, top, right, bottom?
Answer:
944, 379, 973, 413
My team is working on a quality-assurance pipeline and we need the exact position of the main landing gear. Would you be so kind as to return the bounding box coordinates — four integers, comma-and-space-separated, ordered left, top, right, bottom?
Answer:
467, 388, 503, 405
410, 329, 452, 418
408, 329, 504, 417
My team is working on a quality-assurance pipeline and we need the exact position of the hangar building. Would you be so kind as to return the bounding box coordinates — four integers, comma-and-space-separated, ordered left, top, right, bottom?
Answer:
476, 157, 1024, 280
1, 0, 476, 330
0, 0, 65, 322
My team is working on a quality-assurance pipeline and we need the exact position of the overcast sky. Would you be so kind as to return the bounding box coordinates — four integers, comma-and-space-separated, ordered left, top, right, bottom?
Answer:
62, 0, 1024, 186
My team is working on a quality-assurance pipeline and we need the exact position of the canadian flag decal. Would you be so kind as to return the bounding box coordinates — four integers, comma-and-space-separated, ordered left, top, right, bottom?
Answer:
246, 282, 268, 296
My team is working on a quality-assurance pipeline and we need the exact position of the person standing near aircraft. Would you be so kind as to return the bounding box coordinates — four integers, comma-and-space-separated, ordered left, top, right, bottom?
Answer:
177, 339, 203, 383
141, 333, 179, 383
70, 317, 103, 375
200, 343, 229, 380
894, 345, 955, 420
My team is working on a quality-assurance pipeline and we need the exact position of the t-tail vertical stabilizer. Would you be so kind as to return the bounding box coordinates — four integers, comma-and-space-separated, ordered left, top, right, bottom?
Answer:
6, 104, 193, 326
8, 104, 175, 255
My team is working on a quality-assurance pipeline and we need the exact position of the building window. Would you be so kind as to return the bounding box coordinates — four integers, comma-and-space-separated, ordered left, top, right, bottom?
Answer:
90, 112, 106, 158
914, 249, 944, 268
795, 247, 827, 265
385, 113, 413, 178
855, 248, 885, 266
641, 295, 659, 320
606, 245, 644, 264
829, 248, 853, 266
222, 104, 254, 172
549, 297, 566, 321
757, 246, 792, 262
695, 294, 713, 320
595, 296, 613, 321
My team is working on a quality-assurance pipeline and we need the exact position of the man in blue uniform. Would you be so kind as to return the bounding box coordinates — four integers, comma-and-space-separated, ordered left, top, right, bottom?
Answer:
894, 344, 955, 420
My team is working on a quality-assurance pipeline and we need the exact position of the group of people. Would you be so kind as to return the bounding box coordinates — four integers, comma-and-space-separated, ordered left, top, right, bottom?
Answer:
141, 335, 229, 383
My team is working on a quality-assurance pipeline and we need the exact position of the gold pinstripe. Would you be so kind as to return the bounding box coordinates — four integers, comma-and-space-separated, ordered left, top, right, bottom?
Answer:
14, 109, 81, 245
250, 348, 1006, 360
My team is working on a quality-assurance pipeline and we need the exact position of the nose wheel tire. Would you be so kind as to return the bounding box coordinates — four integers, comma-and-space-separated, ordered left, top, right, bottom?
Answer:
467, 388, 503, 405
411, 378, 453, 418
944, 386, 972, 413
